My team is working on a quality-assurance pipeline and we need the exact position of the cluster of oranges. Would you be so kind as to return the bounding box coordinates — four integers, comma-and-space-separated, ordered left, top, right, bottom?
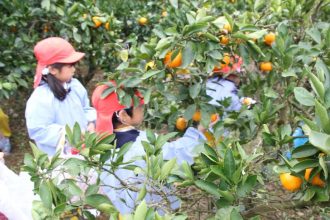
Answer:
258, 32, 276, 72
90, 16, 110, 30
175, 111, 218, 131
280, 168, 325, 191
164, 51, 182, 68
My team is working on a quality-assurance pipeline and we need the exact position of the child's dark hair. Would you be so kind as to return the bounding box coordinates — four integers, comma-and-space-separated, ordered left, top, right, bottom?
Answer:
41, 63, 70, 101
112, 107, 134, 128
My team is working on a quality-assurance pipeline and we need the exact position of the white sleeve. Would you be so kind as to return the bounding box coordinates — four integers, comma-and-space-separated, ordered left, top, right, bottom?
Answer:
162, 127, 205, 165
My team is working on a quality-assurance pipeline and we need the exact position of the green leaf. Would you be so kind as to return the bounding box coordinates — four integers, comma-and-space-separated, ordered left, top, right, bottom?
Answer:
30, 142, 45, 162
155, 132, 177, 149
309, 71, 325, 101
134, 200, 148, 220
116, 142, 133, 161
230, 208, 244, 220
143, 88, 152, 104
303, 188, 316, 201
136, 185, 147, 201
181, 161, 194, 180
294, 87, 315, 106
282, 69, 297, 78
85, 194, 115, 214
181, 42, 196, 68
41, 0, 50, 11
160, 158, 176, 180
245, 30, 267, 39
291, 145, 319, 159
24, 153, 36, 169
63, 179, 83, 196
39, 181, 53, 209
219, 190, 235, 203
72, 122, 82, 146
210, 165, 231, 183
195, 180, 221, 197
309, 130, 330, 155
155, 37, 173, 50
306, 28, 321, 44
85, 184, 99, 196
146, 129, 156, 144
184, 104, 196, 120
73, 31, 82, 43
142, 70, 163, 80
319, 156, 328, 180
169, 0, 178, 9
315, 100, 330, 133
246, 41, 265, 57
224, 149, 236, 180
183, 22, 208, 36
189, 83, 202, 99
237, 175, 257, 197
291, 159, 319, 173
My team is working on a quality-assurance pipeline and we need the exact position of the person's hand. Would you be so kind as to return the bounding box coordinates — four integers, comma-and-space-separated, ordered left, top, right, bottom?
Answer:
87, 122, 96, 133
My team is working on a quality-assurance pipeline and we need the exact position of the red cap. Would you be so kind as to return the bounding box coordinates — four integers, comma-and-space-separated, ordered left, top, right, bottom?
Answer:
213, 54, 243, 75
33, 37, 85, 88
92, 82, 144, 134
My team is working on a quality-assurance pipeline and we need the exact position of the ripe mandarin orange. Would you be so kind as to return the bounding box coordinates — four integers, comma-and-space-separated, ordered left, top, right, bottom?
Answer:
192, 111, 201, 122
221, 54, 231, 68
105, 22, 110, 30
220, 35, 229, 45
304, 168, 325, 187
264, 32, 276, 46
223, 23, 232, 33
260, 62, 272, 72
204, 131, 215, 143
162, 11, 168, 17
210, 114, 218, 123
279, 173, 302, 191
176, 117, 187, 131
164, 51, 182, 68
138, 17, 148, 26
92, 16, 102, 28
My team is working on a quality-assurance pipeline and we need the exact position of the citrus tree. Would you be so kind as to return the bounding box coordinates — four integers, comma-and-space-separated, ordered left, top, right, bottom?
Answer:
7, 0, 330, 218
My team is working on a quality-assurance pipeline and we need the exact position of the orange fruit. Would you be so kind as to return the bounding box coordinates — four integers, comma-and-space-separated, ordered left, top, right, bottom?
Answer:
204, 131, 215, 144
192, 111, 201, 122
82, 13, 88, 19
264, 32, 275, 46
305, 168, 325, 187
220, 35, 229, 45
210, 114, 218, 123
260, 62, 272, 72
104, 22, 110, 30
223, 23, 232, 33
176, 117, 187, 131
221, 54, 231, 68
162, 11, 168, 17
164, 51, 182, 68
279, 173, 302, 191
138, 17, 148, 26
43, 25, 49, 33
92, 16, 102, 28
242, 98, 251, 106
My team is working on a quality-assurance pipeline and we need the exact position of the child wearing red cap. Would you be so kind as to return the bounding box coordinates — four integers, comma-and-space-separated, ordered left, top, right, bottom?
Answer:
207, 54, 243, 111
92, 83, 206, 214
25, 37, 96, 156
